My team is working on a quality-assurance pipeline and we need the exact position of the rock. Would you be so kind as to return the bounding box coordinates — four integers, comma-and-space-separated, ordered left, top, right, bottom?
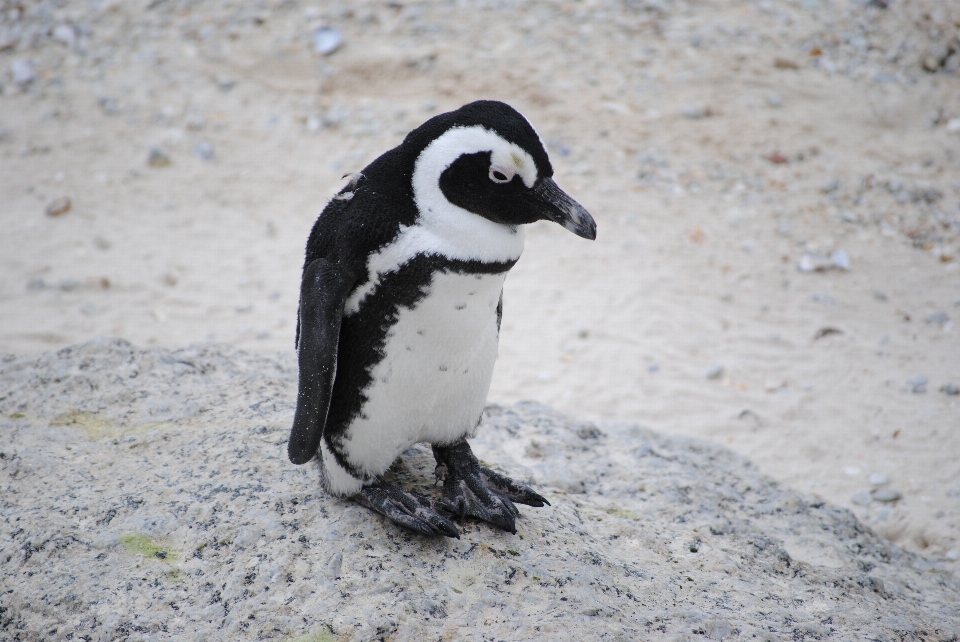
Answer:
0, 340, 958, 639
830, 250, 851, 270
765, 95, 782, 107
868, 473, 889, 486
679, 106, 711, 120
851, 490, 873, 506
820, 179, 840, 194
148, 147, 171, 167
774, 57, 799, 70
51, 24, 76, 48
813, 327, 843, 340
44, 197, 71, 217
214, 74, 236, 91
11, 59, 34, 86
872, 489, 902, 503
704, 363, 723, 379
906, 375, 927, 394
925, 311, 949, 326
764, 151, 788, 164
940, 383, 960, 396
798, 251, 848, 272
193, 141, 214, 161
313, 26, 342, 55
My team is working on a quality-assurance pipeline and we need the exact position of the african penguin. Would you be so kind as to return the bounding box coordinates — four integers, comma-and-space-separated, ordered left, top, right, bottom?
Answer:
288, 100, 596, 538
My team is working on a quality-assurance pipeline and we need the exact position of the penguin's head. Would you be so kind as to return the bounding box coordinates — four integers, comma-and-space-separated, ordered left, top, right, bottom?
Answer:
406, 101, 596, 240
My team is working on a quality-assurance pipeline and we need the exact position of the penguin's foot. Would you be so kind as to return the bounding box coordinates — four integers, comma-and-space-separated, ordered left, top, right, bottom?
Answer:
432, 441, 550, 534
356, 481, 460, 539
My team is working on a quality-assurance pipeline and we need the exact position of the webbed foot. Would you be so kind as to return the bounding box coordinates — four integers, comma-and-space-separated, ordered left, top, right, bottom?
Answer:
356, 480, 460, 538
432, 441, 549, 534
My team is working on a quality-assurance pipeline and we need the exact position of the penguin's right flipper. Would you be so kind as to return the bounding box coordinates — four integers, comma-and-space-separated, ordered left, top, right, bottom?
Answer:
288, 258, 353, 465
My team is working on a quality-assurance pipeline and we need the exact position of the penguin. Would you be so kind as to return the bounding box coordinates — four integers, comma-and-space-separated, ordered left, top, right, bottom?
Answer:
288, 100, 596, 538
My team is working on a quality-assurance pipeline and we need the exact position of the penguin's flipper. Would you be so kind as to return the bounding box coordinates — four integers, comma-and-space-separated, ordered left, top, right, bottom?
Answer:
288, 258, 353, 465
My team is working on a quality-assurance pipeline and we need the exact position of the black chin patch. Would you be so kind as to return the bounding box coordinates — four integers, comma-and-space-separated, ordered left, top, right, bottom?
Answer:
439, 151, 538, 226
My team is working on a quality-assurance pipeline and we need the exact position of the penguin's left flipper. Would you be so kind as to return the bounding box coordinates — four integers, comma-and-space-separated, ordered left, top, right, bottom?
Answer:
288, 258, 354, 466
433, 441, 549, 534
357, 481, 461, 539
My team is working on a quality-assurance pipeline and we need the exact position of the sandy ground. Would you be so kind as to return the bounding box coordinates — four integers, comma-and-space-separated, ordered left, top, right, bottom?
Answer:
1, 0, 959, 562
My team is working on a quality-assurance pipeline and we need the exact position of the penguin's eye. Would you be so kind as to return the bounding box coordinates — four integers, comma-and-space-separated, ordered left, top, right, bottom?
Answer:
489, 167, 513, 184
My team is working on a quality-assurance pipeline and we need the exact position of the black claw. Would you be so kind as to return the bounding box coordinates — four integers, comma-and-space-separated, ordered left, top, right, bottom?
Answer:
357, 481, 460, 539
479, 466, 550, 507
432, 441, 547, 534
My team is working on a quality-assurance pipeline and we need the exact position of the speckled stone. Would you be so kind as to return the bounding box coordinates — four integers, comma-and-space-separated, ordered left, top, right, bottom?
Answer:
1, 339, 958, 640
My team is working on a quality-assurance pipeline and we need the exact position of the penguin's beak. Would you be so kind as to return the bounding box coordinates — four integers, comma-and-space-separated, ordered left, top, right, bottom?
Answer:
526, 177, 597, 240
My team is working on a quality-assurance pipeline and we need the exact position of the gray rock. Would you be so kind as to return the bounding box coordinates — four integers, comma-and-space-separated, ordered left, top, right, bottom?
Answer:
193, 141, 214, 161
704, 363, 724, 379
868, 472, 889, 486
906, 375, 927, 393
51, 24, 76, 48
926, 311, 949, 326
313, 26, 342, 55
831, 249, 851, 270
872, 489, 902, 503
941, 383, 960, 396
11, 59, 34, 86
851, 490, 873, 506
0, 340, 957, 639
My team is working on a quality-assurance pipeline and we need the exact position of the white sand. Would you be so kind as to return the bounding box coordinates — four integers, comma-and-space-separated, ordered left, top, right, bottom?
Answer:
1, 0, 958, 561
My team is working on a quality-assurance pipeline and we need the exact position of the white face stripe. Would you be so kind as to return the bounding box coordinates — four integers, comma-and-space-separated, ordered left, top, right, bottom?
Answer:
413, 125, 539, 190
344, 126, 532, 316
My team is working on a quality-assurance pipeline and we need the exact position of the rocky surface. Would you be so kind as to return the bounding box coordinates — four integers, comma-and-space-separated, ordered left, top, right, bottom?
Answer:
1, 339, 958, 641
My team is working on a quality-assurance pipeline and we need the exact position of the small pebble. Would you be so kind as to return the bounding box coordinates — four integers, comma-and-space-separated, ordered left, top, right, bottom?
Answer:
193, 142, 214, 161
940, 383, 959, 396
214, 75, 236, 91
868, 473, 888, 486
148, 147, 171, 167
871, 488, 901, 503
765, 95, 782, 107
647, 364, 660, 373
851, 490, 872, 506
875, 506, 892, 521
925, 311, 949, 326
842, 466, 861, 477
906, 375, 927, 393
830, 250, 850, 270
946, 550, 959, 561
873, 290, 887, 301
704, 364, 724, 380
679, 106, 710, 120
12, 60, 34, 86
52, 24, 76, 48
313, 26, 343, 56
45, 197, 71, 217
820, 179, 840, 194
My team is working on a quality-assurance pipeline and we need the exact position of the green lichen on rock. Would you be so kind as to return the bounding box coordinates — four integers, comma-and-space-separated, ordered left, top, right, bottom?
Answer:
119, 533, 175, 562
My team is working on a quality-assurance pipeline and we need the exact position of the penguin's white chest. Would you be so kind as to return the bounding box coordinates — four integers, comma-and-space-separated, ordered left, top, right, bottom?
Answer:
340, 269, 507, 476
